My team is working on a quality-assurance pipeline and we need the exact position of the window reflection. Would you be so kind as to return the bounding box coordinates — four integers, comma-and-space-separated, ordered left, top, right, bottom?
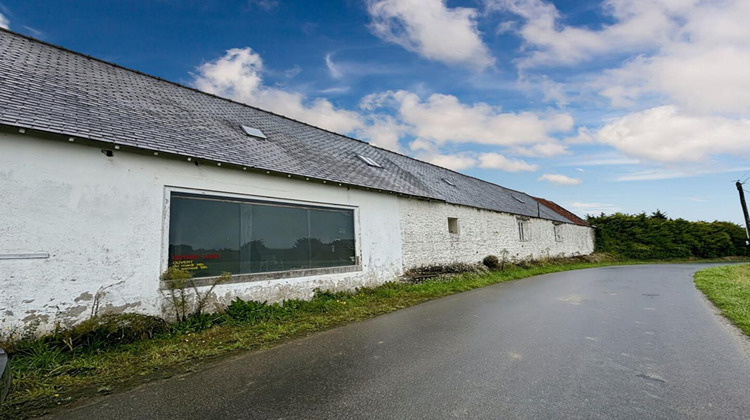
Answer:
168, 193, 356, 277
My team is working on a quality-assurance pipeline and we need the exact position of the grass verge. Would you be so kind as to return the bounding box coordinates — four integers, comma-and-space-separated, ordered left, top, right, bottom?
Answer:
2, 256, 747, 418
694, 264, 750, 337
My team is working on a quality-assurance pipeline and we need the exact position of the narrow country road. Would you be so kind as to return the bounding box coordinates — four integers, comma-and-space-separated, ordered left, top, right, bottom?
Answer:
53, 264, 750, 419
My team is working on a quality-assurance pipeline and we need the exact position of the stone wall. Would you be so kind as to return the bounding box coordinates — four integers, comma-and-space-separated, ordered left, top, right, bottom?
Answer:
399, 198, 594, 269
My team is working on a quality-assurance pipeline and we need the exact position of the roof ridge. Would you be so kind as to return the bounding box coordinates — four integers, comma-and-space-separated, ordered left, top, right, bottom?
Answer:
0, 27, 371, 146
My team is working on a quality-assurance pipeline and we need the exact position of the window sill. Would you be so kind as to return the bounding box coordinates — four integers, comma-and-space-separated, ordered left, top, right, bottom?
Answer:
164, 264, 363, 288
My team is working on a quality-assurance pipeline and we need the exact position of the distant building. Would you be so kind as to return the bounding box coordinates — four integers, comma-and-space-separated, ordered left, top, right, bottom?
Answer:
0, 29, 594, 333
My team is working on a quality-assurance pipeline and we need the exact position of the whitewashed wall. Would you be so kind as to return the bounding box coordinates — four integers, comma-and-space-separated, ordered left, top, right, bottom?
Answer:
398, 198, 594, 269
0, 132, 403, 334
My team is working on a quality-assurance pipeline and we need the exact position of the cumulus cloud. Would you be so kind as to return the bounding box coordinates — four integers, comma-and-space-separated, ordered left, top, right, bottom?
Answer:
356, 115, 410, 153
488, 0, 750, 171
362, 90, 573, 146
598, 44, 750, 115
366, 0, 494, 70
510, 142, 568, 157
538, 173, 581, 185
487, 0, 690, 68
502, 0, 750, 116
595, 106, 750, 163
478, 153, 538, 171
192, 47, 363, 134
0, 12, 9, 30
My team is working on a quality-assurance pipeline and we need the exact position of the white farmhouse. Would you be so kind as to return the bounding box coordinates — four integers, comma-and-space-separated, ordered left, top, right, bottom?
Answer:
0, 29, 594, 333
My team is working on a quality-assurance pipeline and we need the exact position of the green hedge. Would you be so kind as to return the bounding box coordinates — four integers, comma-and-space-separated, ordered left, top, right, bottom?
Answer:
587, 211, 749, 260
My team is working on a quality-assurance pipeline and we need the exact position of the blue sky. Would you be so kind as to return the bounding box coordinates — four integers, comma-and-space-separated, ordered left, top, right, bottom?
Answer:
2, 0, 749, 224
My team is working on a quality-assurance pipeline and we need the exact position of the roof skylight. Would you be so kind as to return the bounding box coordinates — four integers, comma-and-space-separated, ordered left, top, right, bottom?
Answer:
442, 178, 456, 186
241, 125, 267, 139
357, 155, 382, 168
513, 196, 525, 203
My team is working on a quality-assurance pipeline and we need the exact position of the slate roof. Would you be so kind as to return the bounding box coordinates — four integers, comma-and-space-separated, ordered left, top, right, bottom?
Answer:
0, 28, 579, 224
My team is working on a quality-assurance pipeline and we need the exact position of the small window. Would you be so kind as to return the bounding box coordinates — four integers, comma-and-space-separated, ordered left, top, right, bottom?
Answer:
241, 125, 267, 139
554, 224, 563, 242
448, 217, 459, 234
442, 178, 456, 187
518, 218, 529, 241
357, 155, 382, 168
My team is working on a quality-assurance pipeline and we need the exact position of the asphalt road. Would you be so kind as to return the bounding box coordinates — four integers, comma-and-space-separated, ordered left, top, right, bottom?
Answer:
53, 264, 750, 419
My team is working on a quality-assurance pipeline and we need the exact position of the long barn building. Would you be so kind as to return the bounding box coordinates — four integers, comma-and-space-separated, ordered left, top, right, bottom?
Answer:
0, 29, 594, 333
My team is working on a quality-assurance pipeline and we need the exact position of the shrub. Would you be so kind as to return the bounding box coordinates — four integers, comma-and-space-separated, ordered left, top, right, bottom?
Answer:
482, 255, 499, 269
160, 268, 230, 322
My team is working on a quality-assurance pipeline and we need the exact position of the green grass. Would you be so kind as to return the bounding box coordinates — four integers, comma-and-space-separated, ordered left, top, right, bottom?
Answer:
695, 264, 750, 336
2, 256, 748, 418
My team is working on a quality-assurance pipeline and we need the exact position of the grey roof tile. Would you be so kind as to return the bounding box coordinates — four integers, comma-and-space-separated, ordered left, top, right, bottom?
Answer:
0, 28, 576, 224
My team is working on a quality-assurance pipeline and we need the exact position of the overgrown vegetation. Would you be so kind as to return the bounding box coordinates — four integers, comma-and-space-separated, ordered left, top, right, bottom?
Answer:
3, 255, 625, 418
402, 262, 488, 282
160, 268, 230, 322
588, 210, 749, 260
694, 264, 750, 336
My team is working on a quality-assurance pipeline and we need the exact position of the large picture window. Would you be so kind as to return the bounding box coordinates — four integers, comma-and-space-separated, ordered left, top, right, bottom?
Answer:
168, 192, 356, 277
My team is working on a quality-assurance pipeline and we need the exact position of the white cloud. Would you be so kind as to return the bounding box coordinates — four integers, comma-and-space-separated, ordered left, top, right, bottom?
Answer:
596, 106, 750, 163
356, 115, 409, 153
478, 153, 538, 172
0, 12, 9, 30
487, 0, 691, 68
538, 173, 581, 185
527, 0, 750, 116
324, 53, 342, 79
192, 47, 363, 134
364, 90, 573, 146
511, 142, 568, 157
366, 0, 494, 70
599, 45, 750, 115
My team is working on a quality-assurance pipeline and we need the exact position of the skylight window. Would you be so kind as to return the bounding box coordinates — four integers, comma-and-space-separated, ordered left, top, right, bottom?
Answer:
357, 155, 382, 168
513, 195, 525, 203
442, 178, 456, 186
241, 125, 267, 139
